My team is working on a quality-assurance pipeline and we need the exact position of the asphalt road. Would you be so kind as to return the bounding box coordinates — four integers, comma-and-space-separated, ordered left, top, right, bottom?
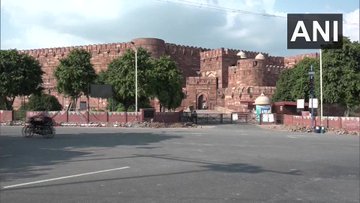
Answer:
0, 125, 359, 203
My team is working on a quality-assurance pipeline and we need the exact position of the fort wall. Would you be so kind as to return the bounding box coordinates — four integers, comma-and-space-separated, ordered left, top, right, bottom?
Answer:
14, 38, 207, 109
165, 43, 206, 83
11, 38, 317, 112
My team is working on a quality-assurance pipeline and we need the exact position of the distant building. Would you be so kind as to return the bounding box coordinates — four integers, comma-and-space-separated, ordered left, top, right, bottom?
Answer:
15, 38, 317, 112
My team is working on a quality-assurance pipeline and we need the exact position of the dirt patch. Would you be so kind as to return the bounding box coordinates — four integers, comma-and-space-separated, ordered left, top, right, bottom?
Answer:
260, 124, 359, 136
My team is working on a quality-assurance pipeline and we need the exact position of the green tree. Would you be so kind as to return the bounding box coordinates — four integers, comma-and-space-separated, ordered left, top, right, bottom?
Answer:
54, 49, 96, 111
272, 57, 319, 102
0, 50, 44, 110
322, 38, 360, 116
104, 48, 153, 111
152, 56, 184, 111
273, 37, 359, 116
26, 93, 62, 111
272, 69, 294, 102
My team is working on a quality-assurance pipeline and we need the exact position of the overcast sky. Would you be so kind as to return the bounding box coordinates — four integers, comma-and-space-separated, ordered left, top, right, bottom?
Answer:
1, 0, 359, 56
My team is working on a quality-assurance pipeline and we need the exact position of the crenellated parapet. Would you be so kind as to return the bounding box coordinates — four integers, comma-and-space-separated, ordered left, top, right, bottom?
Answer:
200, 48, 268, 61
186, 77, 217, 85
264, 64, 289, 73
284, 53, 318, 67
165, 43, 206, 56
266, 56, 285, 66
20, 42, 131, 58
200, 48, 239, 59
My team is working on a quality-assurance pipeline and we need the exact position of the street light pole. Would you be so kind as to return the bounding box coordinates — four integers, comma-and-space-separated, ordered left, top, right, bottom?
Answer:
309, 65, 315, 129
319, 49, 323, 127
130, 42, 138, 113
135, 48, 138, 113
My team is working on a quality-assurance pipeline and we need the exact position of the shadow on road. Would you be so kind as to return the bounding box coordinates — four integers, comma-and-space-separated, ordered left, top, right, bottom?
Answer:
137, 154, 303, 175
0, 132, 181, 182
1, 153, 302, 191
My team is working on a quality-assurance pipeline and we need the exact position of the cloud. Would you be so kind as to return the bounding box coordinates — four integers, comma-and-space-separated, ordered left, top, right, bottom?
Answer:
3, 26, 94, 49
2, 0, 124, 21
343, 9, 359, 41
1, 0, 357, 56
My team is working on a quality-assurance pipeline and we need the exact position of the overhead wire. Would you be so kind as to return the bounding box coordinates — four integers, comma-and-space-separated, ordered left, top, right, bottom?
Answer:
156, 0, 359, 26
156, 0, 286, 18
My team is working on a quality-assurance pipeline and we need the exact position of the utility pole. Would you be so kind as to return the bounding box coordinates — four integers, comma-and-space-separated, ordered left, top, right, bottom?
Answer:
309, 65, 315, 130
130, 42, 138, 113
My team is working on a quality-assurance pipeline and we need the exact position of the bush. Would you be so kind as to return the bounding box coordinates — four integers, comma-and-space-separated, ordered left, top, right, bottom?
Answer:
27, 93, 62, 111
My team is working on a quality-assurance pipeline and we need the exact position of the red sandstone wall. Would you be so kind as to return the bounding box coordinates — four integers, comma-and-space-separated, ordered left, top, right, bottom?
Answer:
283, 115, 360, 131
153, 112, 181, 123
223, 86, 276, 112
199, 48, 259, 89
16, 42, 133, 109
13, 38, 206, 110
132, 38, 166, 58
228, 58, 266, 87
284, 53, 318, 68
12, 38, 316, 113
165, 43, 206, 85
0, 110, 13, 122
26, 111, 144, 124
183, 77, 217, 109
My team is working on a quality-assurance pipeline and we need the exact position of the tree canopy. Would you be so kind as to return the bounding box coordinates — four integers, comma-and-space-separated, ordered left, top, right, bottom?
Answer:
101, 48, 184, 111
25, 93, 62, 111
273, 37, 360, 116
152, 56, 184, 111
103, 48, 153, 111
54, 49, 96, 110
321, 38, 360, 115
272, 57, 319, 102
0, 50, 44, 110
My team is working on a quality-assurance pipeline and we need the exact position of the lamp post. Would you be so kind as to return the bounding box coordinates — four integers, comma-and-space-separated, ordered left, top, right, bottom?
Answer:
309, 65, 315, 129
319, 49, 323, 127
195, 70, 201, 109
130, 42, 138, 113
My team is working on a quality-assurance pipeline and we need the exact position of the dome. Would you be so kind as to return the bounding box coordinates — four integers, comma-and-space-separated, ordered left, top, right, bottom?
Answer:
255, 53, 265, 60
237, 51, 247, 59
254, 93, 271, 105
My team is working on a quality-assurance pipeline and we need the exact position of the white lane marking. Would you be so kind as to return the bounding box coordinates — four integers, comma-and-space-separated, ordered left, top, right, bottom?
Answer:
2, 166, 130, 189
170, 132, 204, 136
287, 135, 298, 139
171, 142, 214, 146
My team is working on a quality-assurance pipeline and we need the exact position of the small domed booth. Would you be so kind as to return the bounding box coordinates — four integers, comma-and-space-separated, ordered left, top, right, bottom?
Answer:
255, 53, 266, 60
254, 93, 273, 122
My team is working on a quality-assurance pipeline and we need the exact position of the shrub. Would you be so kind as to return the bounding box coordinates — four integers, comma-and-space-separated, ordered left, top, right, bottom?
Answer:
27, 93, 62, 111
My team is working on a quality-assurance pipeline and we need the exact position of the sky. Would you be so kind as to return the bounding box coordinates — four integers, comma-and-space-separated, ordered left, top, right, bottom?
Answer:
1, 0, 359, 56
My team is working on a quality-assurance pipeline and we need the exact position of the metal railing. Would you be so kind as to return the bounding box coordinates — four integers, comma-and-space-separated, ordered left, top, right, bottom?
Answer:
181, 112, 249, 124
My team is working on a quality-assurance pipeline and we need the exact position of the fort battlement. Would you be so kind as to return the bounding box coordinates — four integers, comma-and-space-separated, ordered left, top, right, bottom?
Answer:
200, 48, 228, 59
284, 53, 318, 67
267, 56, 285, 65
228, 64, 287, 74
264, 64, 288, 72
200, 48, 267, 60
186, 77, 217, 85
20, 42, 132, 57
11, 37, 316, 112
165, 43, 206, 56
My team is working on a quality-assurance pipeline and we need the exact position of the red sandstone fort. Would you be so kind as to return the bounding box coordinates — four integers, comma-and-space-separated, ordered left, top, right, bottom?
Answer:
15, 38, 317, 112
